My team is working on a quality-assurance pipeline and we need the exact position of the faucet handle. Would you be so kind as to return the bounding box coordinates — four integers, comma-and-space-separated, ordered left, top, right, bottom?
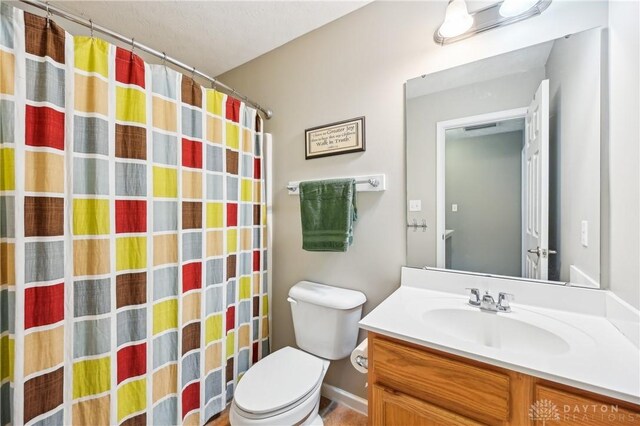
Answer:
497, 292, 514, 312
466, 288, 481, 306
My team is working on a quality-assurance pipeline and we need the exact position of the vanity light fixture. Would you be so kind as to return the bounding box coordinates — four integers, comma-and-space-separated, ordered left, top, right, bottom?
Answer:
434, 0, 552, 45
437, 0, 474, 39
499, 0, 541, 17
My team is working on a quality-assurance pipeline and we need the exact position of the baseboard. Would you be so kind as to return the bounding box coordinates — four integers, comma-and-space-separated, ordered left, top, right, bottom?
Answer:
321, 383, 368, 415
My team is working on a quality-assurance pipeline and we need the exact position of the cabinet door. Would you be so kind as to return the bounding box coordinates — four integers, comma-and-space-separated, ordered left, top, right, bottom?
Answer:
371, 336, 510, 424
371, 384, 483, 426
534, 385, 640, 425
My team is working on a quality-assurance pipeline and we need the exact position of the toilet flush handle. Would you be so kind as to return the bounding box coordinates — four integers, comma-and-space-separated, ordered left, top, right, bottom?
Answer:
287, 297, 298, 305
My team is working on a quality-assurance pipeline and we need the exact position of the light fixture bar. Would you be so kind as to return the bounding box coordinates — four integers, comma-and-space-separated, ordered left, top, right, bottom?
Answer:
434, 0, 552, 45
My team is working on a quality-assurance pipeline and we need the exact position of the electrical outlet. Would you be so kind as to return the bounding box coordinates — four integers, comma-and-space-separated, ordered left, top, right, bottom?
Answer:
452, 204, 458, 212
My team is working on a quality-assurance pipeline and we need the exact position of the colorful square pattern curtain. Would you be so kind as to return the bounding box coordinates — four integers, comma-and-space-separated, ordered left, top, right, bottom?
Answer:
0, 5, 270, 426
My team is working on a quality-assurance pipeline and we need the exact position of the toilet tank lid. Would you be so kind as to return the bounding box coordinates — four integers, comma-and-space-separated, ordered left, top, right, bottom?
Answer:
288, 281, 366, 310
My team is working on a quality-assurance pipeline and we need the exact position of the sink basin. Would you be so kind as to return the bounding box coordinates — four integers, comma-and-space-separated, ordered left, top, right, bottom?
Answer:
422, 308, 571, 356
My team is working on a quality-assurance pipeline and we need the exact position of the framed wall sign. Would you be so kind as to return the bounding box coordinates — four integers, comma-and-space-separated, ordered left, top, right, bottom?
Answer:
305, 116, 366, 159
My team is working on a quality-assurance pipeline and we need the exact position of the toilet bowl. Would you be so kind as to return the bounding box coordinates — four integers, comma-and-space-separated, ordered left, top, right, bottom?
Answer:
229, 281, 366, 426
229, 347, 329, 425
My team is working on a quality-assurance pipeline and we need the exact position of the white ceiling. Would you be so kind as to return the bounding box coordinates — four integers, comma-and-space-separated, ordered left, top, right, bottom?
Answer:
39, 1, 370, 76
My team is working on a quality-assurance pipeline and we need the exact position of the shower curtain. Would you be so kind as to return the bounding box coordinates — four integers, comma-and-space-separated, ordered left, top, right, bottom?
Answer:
0, 5, 270, 425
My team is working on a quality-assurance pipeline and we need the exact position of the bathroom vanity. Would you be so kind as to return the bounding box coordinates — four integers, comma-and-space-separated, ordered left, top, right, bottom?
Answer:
360, 268, 640, 425
382, 25, 640, 424
367, 332, 640, 425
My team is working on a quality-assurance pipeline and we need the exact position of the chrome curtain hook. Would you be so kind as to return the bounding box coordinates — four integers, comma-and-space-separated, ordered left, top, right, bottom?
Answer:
89, 19, 94, 38
191, 67, 196, 81
45, 2, 51, 28
130, 37, 135, 56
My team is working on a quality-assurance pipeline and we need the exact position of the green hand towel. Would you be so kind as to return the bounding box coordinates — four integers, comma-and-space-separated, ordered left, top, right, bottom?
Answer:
299, 178, 358, 252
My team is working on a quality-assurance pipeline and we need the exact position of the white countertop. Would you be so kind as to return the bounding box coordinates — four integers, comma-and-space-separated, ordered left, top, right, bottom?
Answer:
360, 284, 640, 405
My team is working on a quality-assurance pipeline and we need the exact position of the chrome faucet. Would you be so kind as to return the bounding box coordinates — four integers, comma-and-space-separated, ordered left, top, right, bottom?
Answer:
466, 289, 514, 313
466, 288, 481, 306
496, 292, 514, 312
481, 291, 497, 311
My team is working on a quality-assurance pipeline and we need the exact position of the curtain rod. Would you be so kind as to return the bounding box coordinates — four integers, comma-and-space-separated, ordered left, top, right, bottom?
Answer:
18, 0, 273, 119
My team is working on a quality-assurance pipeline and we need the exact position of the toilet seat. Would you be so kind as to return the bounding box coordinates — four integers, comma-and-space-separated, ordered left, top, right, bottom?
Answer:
230, 380, 324, 426
233, 347, 326, 417
232, 374, 323, 421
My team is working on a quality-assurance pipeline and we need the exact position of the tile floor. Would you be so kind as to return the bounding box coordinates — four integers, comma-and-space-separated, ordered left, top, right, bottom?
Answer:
206, 396, 367, 426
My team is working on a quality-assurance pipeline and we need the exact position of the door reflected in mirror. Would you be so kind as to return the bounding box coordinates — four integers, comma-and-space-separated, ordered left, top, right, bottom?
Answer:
406, 27, 605, 288
442, 116, 526, 278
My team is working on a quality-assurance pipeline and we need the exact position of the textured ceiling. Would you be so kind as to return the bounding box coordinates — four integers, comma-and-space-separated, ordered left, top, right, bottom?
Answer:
39, 1, 370, 76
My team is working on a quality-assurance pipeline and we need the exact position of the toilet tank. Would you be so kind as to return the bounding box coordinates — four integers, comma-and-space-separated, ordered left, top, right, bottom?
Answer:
288, 281, 366, 360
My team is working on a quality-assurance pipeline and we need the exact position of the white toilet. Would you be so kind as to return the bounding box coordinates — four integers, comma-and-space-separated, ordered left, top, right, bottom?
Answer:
229, 281, 366, 425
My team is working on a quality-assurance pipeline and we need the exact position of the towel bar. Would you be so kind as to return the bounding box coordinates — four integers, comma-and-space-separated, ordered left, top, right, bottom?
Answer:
286, 174, 386, 195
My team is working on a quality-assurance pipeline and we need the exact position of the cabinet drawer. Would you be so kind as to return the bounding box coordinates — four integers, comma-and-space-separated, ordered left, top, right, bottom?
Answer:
535, 385, 640, 425
371, 384, 483, 426
372, 336, 510, 423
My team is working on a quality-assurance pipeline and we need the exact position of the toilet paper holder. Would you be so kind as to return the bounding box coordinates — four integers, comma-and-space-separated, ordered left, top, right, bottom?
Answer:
355, 354, 368, 369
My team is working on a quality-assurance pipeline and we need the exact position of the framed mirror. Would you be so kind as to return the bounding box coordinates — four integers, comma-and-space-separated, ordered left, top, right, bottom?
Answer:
405, 27, 606, 288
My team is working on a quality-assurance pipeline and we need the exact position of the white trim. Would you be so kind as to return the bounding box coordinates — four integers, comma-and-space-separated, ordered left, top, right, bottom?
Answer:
435, 107, 528, 268
521, 139, 527, 277
320, 383, 368, 416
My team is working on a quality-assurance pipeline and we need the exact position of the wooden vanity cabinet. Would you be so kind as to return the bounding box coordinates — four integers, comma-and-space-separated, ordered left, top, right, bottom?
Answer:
367, 332, 640, 425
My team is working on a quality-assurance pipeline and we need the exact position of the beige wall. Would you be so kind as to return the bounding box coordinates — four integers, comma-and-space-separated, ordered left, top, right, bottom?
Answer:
546, 28, 602, 284
220, 1, 614, 398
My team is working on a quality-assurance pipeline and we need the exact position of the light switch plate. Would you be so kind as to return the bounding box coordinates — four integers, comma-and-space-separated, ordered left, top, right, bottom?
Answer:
581, 220, 588, 247
409, 200, 422, 212
452, 204, 458, 212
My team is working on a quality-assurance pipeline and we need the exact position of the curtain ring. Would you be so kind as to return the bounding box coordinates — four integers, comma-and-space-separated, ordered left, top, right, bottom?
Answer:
89, 19, 94, 38
45, 2, 51, 28
191, 67, 196, 80
211, 79, 217, 91
161, 52, 167, 67
130, 37, 135, 57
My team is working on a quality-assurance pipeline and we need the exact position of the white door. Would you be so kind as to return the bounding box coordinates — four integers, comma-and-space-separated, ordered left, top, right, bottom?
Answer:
524, 79, 550, 279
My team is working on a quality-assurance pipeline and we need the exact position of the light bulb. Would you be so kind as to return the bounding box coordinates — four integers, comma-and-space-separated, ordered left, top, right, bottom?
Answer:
438, 0, 474, 38
499, 0, 540, 17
